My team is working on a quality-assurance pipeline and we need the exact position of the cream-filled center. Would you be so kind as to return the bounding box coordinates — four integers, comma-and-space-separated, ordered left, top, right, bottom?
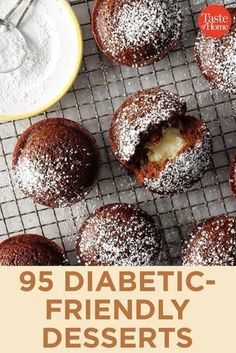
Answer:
146, 127, 187, 164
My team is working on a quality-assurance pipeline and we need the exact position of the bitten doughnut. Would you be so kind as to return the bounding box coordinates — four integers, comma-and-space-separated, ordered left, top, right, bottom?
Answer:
195, 7, 236, 94
230, 154, 236, 197
13, 118, 100, 208
110, 88, 212, 196
182, 216, 236, 266
0, 234, 65, 266
77, 203, 163, 266
92, 0, 182, 67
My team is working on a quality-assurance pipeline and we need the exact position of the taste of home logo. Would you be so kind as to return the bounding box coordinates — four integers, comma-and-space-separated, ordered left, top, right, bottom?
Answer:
198, 4, 233, 38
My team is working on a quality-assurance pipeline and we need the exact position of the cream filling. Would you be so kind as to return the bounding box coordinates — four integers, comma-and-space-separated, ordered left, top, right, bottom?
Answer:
146, 127, 187, 164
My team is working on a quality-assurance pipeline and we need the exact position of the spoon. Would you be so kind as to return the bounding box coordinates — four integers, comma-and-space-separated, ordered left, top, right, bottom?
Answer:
0, 0, 35, 73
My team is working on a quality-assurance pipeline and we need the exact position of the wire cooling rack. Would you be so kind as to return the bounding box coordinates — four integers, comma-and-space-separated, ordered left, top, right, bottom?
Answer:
0, 0, 236, 265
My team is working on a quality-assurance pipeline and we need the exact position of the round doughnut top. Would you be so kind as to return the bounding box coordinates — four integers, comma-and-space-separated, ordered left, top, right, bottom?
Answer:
92, 0, 182, 66
110, 89, 186, 163
13, 118, 100, 208
77, 203, 163, 266
0, 234, 65, 266
230, 155, 236, 197
182, 216, 236, 266
195, 8, 236, 94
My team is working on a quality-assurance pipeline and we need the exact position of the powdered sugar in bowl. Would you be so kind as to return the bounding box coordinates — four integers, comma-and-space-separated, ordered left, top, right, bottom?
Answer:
0, 0, 83, 120
0, 20, 27, 73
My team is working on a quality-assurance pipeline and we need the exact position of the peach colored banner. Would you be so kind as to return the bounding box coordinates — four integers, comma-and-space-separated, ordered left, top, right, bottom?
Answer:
0, 267, 235, 352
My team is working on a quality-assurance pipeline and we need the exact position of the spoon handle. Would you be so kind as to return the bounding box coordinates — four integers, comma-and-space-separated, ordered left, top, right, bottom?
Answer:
4, 0, 25, 21
4, 0, 35, 28
16, 0, 36, 28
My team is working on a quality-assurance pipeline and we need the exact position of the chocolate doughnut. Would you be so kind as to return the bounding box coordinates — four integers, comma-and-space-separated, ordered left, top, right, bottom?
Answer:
230, 154, 236, 197
77, 203, 163, 266
0, 234, 65, 266
92, 0, 182, 67
13, 118, 100, 208
110, 88, 212, 196
182, 216, 236, 266
195, 7, 236, 94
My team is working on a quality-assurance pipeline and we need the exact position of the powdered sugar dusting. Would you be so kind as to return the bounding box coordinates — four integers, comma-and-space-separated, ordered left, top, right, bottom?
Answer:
13, 119, 100, 208
195, 28, 236, 94
77, 203, 163, 266
116, 1, 177, 48
183, 216, 236, 266
94, 0, 182, 66
0, 24, 27, 73
0, 0, 58, 114
14, 147, 92, 208
230, 154, 236, 197
143, 128, 212, 195
111, 89, 186, 163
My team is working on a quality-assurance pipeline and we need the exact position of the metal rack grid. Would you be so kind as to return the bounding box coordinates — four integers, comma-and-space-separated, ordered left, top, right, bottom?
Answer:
0, 0, 236, 265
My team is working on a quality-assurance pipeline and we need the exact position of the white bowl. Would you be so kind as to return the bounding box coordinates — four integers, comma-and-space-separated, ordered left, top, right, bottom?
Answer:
0, 0, 83, 120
